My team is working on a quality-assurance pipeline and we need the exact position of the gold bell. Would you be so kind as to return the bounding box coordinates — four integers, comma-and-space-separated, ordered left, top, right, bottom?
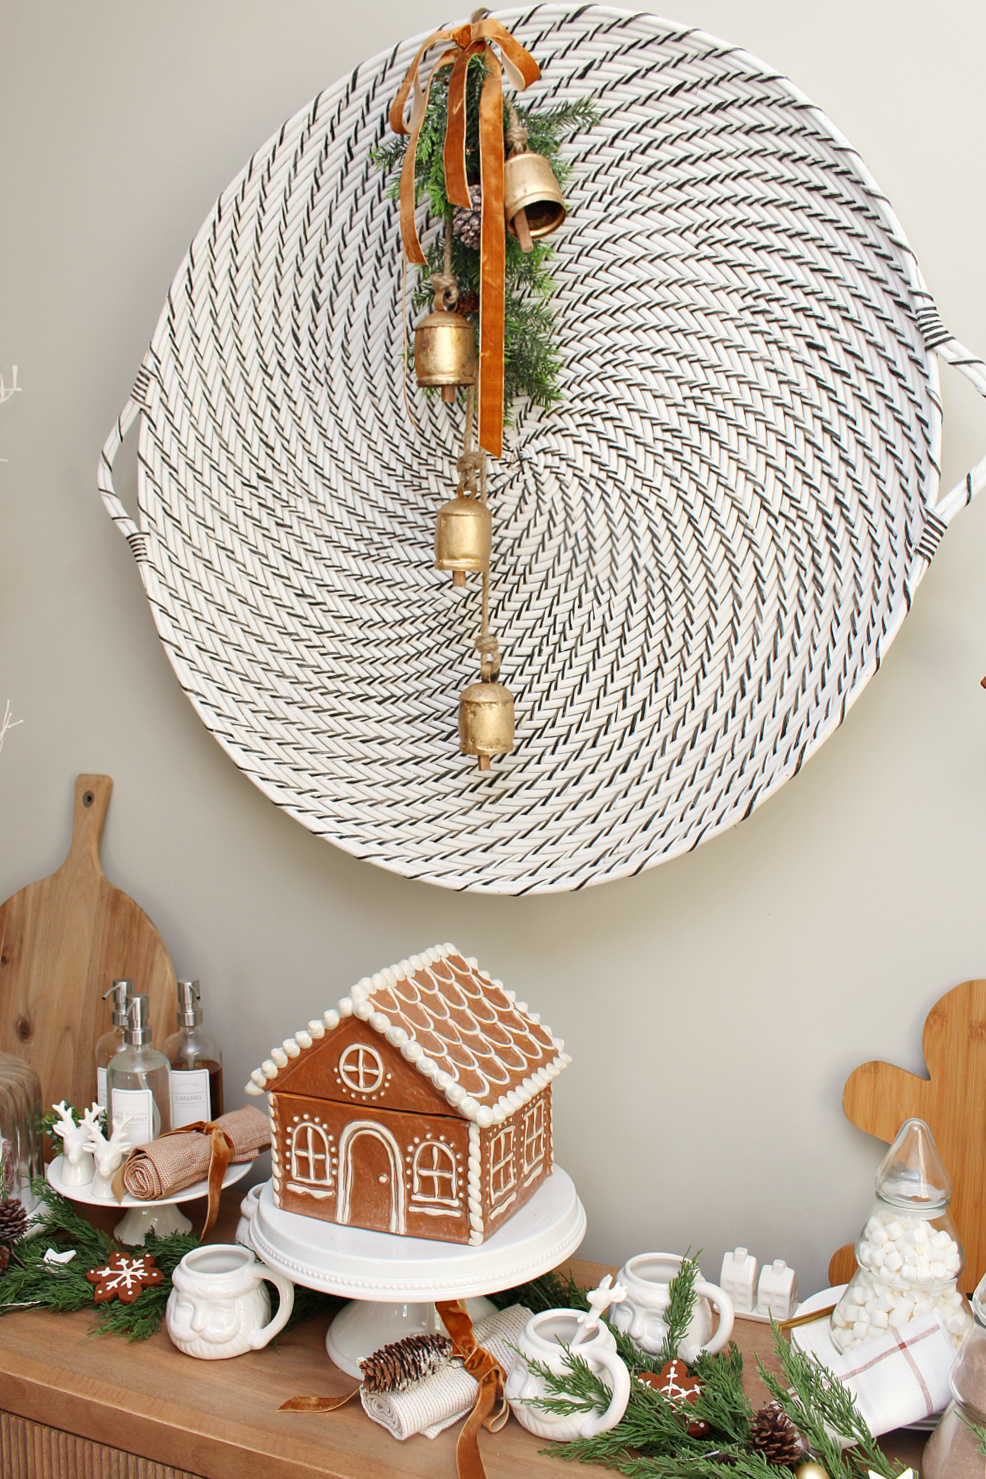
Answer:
503, 151, 566, 251
459, 676, 514, 771
414, 309, 477, 403
435, 495, 491, 587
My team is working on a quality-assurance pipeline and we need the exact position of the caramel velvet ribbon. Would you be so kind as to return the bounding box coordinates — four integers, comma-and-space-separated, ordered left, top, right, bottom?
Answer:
389, 16, 540, 459
113, 1120, 232, 1237
436, 1299, 509, 1479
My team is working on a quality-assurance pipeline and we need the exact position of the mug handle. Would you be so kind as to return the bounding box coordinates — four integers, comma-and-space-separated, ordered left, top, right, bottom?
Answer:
578, 1346, 631, 1439
694, 1280, 734, 1355
249, 1267, 295, 1350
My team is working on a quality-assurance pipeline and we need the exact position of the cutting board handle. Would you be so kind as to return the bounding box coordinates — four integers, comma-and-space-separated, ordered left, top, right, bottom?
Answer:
65, 775, 113, 875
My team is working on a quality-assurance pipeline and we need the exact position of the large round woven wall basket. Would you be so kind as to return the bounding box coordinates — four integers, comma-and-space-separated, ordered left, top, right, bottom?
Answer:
99, 4, 986, 894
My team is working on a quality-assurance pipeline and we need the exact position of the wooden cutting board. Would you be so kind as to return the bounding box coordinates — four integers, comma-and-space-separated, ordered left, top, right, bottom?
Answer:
0, 775, 176, 1111
830, 978, 986, 1294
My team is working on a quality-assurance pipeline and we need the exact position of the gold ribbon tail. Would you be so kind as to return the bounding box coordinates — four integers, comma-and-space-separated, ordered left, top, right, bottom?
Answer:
437, 1299, 508, 1479
278, 1388, 360, 1413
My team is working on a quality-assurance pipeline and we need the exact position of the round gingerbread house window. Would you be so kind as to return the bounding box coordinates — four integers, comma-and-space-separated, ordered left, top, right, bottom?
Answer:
339, 1044, 384, 1095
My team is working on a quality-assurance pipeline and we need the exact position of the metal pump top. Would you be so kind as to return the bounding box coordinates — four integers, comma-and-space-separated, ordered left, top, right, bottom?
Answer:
103, 979, 133, 1028
176, 979, 203, 1029
126, 994, 154, 1047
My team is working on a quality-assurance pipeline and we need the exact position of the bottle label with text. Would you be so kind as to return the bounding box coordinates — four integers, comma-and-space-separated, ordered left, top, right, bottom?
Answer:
170, 1068, 211, 1128
110, 1087, 155, 1148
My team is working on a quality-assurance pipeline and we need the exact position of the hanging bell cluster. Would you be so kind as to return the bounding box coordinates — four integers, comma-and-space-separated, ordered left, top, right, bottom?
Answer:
459, 659, 515, 772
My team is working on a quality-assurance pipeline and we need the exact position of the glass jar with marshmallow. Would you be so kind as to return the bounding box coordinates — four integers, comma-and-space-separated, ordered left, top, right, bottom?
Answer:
831, 1118, 971, 1353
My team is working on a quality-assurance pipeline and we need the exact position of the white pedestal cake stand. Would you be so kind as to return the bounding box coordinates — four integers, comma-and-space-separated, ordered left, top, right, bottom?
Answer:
46, 1154, 252, 1244
249, 1166, 586, 1377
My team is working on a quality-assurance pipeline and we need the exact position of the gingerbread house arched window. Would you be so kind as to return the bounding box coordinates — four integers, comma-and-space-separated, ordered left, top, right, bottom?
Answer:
291, 1121, 331, 1186
489, 1125, 516, 1203
522, 1098, 546, 1176
412, 1141, 458, 1206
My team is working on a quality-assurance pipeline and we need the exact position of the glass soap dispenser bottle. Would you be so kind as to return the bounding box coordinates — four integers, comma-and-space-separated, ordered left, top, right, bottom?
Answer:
830, 1117, 971, 1353
163, 979, 224, 1127
107, 994, 171, 1148
95, 979, 132, 1110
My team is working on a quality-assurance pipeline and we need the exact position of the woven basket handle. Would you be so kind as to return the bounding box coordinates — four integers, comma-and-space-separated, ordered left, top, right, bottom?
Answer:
98, 390, 148, 563
916, 301, 986, 524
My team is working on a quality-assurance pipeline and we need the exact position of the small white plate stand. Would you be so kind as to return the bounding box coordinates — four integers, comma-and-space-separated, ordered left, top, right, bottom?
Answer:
249, 1166, 586, 1376
46, 1154, 253, 1245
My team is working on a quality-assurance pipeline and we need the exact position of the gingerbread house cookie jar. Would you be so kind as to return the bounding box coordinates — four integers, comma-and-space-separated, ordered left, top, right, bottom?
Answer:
245, 946, 570, 1246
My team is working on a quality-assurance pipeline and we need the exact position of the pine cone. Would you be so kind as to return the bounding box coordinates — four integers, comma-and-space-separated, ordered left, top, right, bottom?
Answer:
358, 1332, 454, 1393
749, 1401, 804, 1466
452, 184, 483, 249
0, 1196, 28, 1248
0, 1246, 9, 1275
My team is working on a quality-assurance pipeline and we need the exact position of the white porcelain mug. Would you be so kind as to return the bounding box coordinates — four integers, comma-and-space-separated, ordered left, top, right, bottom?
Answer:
166, 1243, 294, 1360
609, 1253, 734, 1363
505, 1309, 631, 1442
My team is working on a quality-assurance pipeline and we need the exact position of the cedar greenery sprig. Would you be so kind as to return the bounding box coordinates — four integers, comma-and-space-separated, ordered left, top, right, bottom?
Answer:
372, 55, 599, 414
756, 1336, 902, 1478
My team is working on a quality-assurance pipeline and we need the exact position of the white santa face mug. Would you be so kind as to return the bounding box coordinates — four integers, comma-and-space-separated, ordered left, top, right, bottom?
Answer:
166, 1244, 294, 1360
609, 1253, 735, 1363
505, 1308, 631, 1442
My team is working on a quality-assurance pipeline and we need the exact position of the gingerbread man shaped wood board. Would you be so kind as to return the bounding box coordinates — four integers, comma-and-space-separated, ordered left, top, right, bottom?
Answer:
830, 979, 986, 1294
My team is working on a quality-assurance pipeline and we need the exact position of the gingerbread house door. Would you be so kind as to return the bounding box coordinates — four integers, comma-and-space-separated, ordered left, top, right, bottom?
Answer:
336, 1120, 407, 1235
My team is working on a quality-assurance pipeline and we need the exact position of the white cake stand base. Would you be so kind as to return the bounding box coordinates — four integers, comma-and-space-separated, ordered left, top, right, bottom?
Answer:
249, 1166, 586, 1377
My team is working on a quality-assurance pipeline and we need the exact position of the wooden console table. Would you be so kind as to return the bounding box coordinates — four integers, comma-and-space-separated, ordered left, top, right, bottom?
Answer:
0, 1193, 927, 1478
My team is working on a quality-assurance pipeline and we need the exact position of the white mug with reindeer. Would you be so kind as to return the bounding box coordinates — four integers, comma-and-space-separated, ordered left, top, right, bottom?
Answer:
50, 1101, 95, 1187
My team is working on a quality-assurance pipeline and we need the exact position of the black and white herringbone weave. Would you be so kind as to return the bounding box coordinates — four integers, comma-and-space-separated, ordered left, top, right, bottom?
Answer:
99, 6, 986, 893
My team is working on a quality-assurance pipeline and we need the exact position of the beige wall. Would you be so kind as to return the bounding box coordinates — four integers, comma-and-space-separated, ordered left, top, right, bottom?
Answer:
2, 1, 985, 1297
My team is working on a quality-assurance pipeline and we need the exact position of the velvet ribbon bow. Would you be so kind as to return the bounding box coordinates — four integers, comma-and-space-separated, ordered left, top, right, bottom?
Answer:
389, 15, 540, 459
436, 1299, 509, 1479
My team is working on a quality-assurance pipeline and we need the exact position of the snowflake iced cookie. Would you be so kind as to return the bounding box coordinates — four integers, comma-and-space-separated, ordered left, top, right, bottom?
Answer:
86, 1251, 164, 1304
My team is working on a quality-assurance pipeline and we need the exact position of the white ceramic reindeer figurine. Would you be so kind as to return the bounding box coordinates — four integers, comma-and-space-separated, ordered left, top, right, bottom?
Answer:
51, 1101, 95, 1187
83, 1105, 133, 1199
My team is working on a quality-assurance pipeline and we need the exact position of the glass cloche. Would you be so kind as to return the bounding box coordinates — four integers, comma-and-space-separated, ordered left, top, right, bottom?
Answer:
0, 1051, 43, 1216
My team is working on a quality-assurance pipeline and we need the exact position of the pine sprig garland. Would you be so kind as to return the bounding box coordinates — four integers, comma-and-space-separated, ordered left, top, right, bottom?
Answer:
0, 1180, 196, 1341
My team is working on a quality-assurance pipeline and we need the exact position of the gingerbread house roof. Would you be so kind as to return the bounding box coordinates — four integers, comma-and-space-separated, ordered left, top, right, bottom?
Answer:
245, 944, 569, 1129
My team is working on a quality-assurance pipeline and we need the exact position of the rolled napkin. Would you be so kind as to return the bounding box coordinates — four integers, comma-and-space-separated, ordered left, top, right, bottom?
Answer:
361, 1305, 531, 1441
824, 1311, 955, 1436
121, 1106, 270, 1200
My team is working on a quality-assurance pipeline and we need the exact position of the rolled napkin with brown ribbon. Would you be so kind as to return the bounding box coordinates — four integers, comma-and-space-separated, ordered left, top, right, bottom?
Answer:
360, 1305, 530, 1441
121, 1106, 270, 1200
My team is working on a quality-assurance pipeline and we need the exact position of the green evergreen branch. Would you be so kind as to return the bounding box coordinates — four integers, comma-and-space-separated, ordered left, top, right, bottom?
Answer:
654, 1254, 700, 1367
757, 1329, 905, 1478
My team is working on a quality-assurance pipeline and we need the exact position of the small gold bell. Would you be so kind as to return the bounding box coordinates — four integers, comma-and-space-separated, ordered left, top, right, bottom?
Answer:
459, 675, 514, 771
435, 495, 491, 587
414, 309, 477, 403
503, 151, 566, 251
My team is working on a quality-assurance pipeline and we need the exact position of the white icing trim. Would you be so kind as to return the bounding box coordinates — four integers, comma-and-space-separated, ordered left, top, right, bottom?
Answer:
244, 943, 571, 1120
245, 1081, 263, 1096
468, 1122, 483, 1243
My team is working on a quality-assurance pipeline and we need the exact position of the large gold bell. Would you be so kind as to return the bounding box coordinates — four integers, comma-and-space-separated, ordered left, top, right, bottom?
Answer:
435, 495, 491, 587
503, 151, 566, 248
459, 678, 514, 771
415, 309, 477, 403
